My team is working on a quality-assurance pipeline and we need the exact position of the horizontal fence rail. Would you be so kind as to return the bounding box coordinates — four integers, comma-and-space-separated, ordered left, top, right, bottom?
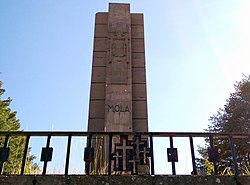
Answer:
0, 131, 249, 176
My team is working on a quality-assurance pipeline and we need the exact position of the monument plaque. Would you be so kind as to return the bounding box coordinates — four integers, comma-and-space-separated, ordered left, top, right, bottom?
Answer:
87, 3, 148, 173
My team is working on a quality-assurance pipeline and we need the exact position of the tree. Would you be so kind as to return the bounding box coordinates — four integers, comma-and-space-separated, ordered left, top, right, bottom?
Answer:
197, 75, 250, 175
0, 81, 39, 174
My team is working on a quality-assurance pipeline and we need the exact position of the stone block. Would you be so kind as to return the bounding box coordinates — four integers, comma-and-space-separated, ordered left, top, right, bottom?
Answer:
92, 52, 107, 67
133, 83, 147, 100
132, 100, 148, 119
90, 83, 105, 100
94, 24, 108, 38
1, 175, 250, 185
131, 25, 144, 39
132, 52, 145, 68
109, 3, 130, 16
89, 100, 105, 118
88, 118, 104, 131
131, 13, 144, 25
95, 13, 108, 24
91, 66, 106, 83
94, 38, 107, 52
131, 39, 144, 53
133, 119, 148, 132
132, 68, 146, 84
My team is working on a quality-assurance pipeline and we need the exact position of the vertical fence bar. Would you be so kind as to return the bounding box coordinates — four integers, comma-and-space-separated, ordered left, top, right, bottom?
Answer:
149, 135, 155, 175
42, 135, 51, 175
209, 136, 218, 175
229, 136, 239, 175
169, 136, 176, 175
189, 137, 197, 175
65, 135, 72, 175
108, 134, 113, 175
85, 134, 92, 175
0, 135, 9, 175
20, 135, 30, 175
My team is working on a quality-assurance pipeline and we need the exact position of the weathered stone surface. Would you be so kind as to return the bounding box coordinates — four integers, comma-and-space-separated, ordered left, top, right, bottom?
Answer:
94, 24, 108, 37
89, 100, 105, 118
131, 39, 145, 52
133, 83, 147, 100
105, 3, 132, 132
132, 52, 145, 68
92, 52, 107, 67
133, 100, 148, 118
88, 118, 104, 131
90, 83, 105, 99
132, 68, 146, 84
95, 13, 108, 24
91, 67, 106, 82
0, 175, 249, 185
131, 13, 144, 25
133, 119, 148, 131
132, 25, 144, 38
93, 38, 107, 51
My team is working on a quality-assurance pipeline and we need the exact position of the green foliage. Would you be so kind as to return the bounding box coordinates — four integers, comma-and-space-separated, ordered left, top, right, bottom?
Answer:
0, 81, 40, 174
197, 75, 250, 175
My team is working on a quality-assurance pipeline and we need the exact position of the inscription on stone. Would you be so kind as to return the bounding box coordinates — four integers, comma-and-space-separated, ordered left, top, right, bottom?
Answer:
108, 105, 130, 112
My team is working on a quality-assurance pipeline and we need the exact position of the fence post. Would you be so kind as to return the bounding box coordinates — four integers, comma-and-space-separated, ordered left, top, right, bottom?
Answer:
85, 134, 92, 175
108, 134, 113, 175
20, 135, 30, 175
149, 135, 155, 175
169, 136, 176, 175
42, 135, 52, 175
229, 136, 239, 175
209, 136, 218, 175
65, 135, 72, 175
189, 137, 197, 175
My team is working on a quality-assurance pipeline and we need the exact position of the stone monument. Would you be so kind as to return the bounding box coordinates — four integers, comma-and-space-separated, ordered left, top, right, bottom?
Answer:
87, 3, 149, 174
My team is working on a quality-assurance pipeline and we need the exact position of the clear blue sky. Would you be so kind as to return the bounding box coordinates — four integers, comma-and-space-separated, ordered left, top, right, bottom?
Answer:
1, 0, 250, 174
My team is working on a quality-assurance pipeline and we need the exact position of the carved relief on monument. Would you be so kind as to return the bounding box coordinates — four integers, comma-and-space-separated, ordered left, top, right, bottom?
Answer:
107, 30, 130, 84
112, 39, 126, 57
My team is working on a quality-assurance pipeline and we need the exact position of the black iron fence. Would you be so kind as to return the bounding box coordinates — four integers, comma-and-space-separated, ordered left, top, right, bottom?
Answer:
0, 131, 249, 175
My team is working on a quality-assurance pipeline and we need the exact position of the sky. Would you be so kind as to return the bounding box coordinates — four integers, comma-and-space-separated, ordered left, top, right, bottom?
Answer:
1, 0, 250, 174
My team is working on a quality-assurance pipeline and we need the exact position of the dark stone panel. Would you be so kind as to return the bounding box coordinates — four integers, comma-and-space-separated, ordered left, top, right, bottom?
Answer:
92, 52, 107, 67
132, 67, 146, 84
132, 52, 145, 68
91, 66, 106, 83
132, 83, 147, 100
131, 25, 144, 39
90, 83, 105, 100
95, 13, 108, 24
88, 118, 105, 131
132, 100, 148, 119
94, 24, 108, 38
131, 39, 144, 53
133, 119, 148, 132
131, 13, 144, 25
89, 100, 105, 118
94, 38, 107, 52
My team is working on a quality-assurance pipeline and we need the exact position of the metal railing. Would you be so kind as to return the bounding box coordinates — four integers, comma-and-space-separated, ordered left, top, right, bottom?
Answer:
0, 131, 249, 175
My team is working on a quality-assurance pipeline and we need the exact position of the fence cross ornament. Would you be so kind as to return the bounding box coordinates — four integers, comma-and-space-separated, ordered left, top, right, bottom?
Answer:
115, 138, 133, 171
113, 151, 122, 170
140, 146, 150, 164
133, 136, 144, 160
